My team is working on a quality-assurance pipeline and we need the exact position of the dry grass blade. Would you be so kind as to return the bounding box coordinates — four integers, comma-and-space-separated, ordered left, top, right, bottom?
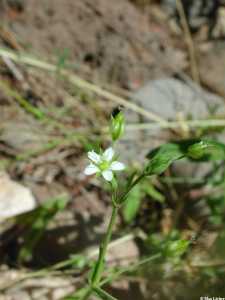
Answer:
125, 119, 225, 131
0, 48, 167, 125
175, 0, 200, 84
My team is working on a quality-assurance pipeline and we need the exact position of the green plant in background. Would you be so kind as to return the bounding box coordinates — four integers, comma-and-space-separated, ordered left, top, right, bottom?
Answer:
56, 48, 70, 73
70, 112, 225, 300
146, 230, 189, 264
122, 178, 165, 224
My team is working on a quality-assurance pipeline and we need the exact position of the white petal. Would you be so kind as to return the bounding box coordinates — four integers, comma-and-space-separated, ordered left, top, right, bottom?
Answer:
102, 170, 113, 181
87, 151, 101, 164
110, 161, 125, 171
84, 164, 99, 175
103, 147, 114, 162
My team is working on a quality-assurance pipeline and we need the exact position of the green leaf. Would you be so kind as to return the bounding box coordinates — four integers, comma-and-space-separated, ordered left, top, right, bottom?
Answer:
146, 143, 184, 175
122, 184, 142, 223
143, 182, 165, 203
59, 254, 88, 269
64, 287, 92, 300
94, 287, 118, 300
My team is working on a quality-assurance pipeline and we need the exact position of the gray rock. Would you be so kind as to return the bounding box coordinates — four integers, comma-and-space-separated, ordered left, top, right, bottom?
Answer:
133, 77, 224, 120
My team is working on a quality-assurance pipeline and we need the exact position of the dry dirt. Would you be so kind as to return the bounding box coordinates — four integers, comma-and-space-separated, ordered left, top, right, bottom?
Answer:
2, 0, 188, 88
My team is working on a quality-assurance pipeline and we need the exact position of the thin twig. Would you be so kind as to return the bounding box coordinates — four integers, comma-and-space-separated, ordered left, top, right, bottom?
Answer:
176, 0, 200, 84
124, 119, 225, 131
0, 48, 167, 125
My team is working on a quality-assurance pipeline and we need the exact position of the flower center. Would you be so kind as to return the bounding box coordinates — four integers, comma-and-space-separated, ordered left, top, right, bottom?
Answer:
99, 160, 110, 171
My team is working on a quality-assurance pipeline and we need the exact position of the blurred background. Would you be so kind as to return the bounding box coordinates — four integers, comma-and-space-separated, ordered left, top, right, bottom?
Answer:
0, 0, 225, 299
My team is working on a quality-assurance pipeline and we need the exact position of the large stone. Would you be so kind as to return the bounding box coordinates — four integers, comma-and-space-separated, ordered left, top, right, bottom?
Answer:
0, 172, 36, 221
132, 77, 224, 120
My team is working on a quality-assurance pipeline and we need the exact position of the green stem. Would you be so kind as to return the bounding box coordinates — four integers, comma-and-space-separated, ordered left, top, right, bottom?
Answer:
93, 286, 119, 300
91, 204, 118, 286
81, 174, 147, 299
81, 287, 93, 300
99, 253, 161, 287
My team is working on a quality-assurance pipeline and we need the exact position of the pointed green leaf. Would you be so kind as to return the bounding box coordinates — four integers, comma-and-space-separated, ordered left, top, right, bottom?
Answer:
93, 287, 118, 300
143, 183, 165, 203
122, 184, 142, 223
146, 143, 184, 175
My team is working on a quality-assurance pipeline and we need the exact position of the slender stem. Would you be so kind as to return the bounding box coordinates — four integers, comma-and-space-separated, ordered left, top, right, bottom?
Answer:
91, 204, 118, 286
81, 174, 146, 299
99, 253, 161, 287
74, 173, 148, 299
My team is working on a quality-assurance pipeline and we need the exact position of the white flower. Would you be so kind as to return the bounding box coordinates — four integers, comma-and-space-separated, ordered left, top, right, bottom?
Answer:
84, 147, 125, 181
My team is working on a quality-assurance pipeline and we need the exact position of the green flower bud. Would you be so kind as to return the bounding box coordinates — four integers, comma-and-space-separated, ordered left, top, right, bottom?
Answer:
187, 140, 225, 160
165, 239, 189, 258
187, 141, 207, 159
110, 111, 125, 142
